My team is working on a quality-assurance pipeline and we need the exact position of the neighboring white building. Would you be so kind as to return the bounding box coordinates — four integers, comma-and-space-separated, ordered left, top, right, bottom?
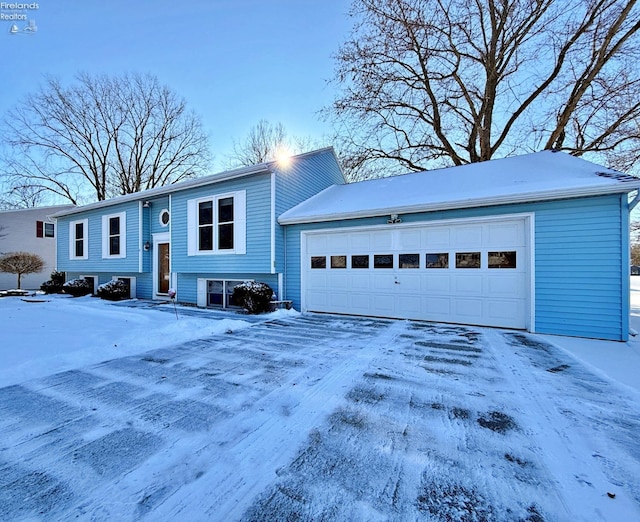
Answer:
0, 205, 74, 290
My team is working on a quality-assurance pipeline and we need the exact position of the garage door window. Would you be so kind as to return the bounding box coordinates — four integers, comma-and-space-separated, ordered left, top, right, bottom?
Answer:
351, 255, 369, 269
456, 252, 481, 268
488, 251, 517, 268
331, 255, 347, 268
426, 253, 449, 268
399, 254, 419, 268
374, 254, 394, 268
311, 256, 326, 269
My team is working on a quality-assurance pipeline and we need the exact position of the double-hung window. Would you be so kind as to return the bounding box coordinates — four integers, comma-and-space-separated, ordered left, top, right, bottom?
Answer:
188, 191, 246, 255
101, 212, 127, 259
69, 219, 88, 260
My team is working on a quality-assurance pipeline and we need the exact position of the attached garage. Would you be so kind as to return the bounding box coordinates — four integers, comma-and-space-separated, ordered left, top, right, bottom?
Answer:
280, 151, 640, 341
302, 215, 530, 329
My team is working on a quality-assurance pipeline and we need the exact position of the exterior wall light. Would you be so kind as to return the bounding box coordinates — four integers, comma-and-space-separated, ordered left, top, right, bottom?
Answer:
144, 241, 151, 251
388, 214, 402, 224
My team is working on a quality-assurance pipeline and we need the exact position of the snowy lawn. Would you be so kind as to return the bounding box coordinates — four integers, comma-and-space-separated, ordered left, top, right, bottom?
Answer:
0, 291, 639, 520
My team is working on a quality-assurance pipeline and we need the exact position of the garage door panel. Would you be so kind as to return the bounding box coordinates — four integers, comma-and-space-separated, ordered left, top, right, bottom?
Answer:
486, 221, 525, 247
424, 274, 451, 293
373, 230, 393, 250
455, 274, 483, 294
351, 273, 371, 290
304, 217, 528, 329
454, 298, 483, 319
397, 229, 422, 250
350, 233, 371, 250
487, 274, 526, 296
424, 227, 450, 248
454, 225, 483, 247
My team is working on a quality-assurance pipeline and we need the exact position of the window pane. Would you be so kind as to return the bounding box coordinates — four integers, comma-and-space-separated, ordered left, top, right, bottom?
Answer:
311, 256, 326, 269
207, 280, 223, 306
75, 223, 84, 240
426, 253, 449, 268
160, 210, 170, 225
399, 253, 419, 268
218, 197, 234, 223
488, 251, 517, 268
374, 254, 393, 269
198, 201, 213, 225
109, 236, 120, 256
225, 280, 244, 307
199, 226, 213, 250
218, 223, 234, 250
75, 239, 84, 258
351, 255, 369, 269
331, 255, 347, 268
456, 252, 481, 268
109, 216, 120, 235
44, 223, 55, 237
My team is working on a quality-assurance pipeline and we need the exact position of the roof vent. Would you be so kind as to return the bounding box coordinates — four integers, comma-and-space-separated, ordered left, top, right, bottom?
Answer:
595, 171, 639, 183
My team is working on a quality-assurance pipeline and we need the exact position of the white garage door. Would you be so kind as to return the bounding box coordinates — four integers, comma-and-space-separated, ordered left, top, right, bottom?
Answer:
302, 217, 529, 329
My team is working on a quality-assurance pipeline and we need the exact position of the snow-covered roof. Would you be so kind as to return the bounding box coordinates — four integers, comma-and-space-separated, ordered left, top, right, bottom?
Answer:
51, 147, 338, 218
278, 151, 640, 224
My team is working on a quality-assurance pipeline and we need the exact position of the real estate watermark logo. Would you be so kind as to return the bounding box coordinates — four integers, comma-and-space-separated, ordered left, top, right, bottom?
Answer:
2, 2, 39, 35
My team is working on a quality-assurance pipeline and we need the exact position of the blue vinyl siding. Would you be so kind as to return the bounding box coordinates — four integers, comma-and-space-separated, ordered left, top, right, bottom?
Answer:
170, 173, 272, 273
273, 148, 345, 273
283, 194, 628, 341
56, 201, 141, 273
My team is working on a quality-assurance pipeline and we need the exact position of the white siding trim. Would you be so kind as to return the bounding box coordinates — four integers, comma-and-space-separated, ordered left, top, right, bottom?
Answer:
138, 202, 143, 272
528, 214, 536, 333
235, 190, 247, 255
101, 211, 127, 259
69, 219, 88, 260
271, 172, 276, 273
197, 278, 207, 307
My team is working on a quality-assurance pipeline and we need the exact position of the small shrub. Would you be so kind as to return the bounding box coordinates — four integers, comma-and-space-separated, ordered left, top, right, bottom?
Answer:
96, 279, 130, 301
232, 281, 274, 314
40, 270, 65, 294
62, 278, 92, 297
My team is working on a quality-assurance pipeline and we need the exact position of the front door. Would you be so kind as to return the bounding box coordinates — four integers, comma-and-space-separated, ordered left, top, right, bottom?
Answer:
157, 242, 170, 294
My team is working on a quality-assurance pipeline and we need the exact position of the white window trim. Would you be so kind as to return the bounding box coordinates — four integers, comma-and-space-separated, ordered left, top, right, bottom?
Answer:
102, 211, 127, 259
197, 278, 253, 308
159, 208, 170, 227
44, 222, 55, 238
111, 275, 137, 299
69, 219, 89, 260
187, 190, 246, 256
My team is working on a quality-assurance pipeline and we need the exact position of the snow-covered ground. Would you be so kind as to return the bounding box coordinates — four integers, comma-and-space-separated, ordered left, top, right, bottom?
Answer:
0, 289, 639, 520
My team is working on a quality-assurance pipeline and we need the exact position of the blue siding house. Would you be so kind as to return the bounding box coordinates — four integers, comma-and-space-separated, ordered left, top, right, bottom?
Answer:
54, 148, 344, 309
55, 148, 639, 341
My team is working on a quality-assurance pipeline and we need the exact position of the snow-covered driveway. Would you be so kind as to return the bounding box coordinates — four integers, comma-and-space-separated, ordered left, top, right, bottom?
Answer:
1, 313, 639, 521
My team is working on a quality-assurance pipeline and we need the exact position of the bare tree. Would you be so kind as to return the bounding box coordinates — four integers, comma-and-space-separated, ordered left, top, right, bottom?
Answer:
1, 72, 211, 204
0, 252, 44, 289
226, 119, 321, 168
330, 0, 640, 177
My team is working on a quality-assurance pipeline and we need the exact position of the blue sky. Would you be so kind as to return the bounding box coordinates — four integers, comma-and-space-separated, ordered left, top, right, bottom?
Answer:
1, 0, 353, 168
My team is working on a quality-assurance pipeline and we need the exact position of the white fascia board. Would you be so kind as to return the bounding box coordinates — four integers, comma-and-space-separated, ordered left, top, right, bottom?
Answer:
278, 184, 640, 225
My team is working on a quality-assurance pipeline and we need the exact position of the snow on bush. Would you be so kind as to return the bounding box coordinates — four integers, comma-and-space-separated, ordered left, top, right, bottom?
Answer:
62, 278, 92, 297
41, 270, 65, 294
232, 281, 274, 314
96, 279, 130, 301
